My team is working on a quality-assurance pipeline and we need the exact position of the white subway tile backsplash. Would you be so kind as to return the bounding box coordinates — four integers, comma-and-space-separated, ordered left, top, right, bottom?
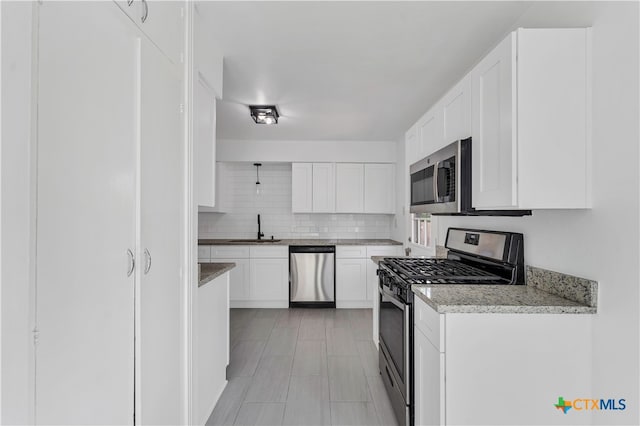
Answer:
198, 163, 392, 239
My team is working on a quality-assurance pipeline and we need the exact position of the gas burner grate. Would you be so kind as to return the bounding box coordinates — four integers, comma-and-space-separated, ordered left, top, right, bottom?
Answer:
383, 258, 506, 284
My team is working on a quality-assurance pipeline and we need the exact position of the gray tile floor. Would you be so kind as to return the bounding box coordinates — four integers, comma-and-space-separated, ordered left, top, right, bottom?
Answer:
206, 308, 399, 426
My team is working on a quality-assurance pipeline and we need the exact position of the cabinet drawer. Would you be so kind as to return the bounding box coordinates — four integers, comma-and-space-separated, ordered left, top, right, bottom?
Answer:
197, 245, 211, 262
249, 245, 288, 259
211, 245, 250, 259
366, 245, 402, 257
414, 297, 445, 352
336, 245, 367, 258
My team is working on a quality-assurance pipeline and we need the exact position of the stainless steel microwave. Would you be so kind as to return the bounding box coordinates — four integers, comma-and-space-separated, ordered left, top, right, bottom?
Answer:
410, 138, 472, 214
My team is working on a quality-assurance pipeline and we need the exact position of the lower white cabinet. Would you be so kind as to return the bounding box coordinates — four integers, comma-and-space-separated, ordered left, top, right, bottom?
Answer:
250, 258, 288, 306
336, 258, 368, 308
414, 328, 445, 426
197, 272, 229, 425
413, 297, 593, 425
227, 258, 250, 301
210, 245, 287, 308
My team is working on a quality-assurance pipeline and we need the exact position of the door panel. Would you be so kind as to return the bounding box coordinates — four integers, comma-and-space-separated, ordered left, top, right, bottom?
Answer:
138, 38, 183, 425
36, 3, 137, 424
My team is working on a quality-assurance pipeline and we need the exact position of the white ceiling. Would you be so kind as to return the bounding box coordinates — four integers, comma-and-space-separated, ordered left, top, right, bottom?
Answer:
198, 1, 533, 142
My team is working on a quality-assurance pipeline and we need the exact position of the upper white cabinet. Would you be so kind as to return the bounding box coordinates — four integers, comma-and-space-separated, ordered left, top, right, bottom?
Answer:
417, 107, 444, 160
335, 163, 365, 213
472, 28, 591, 209
292, 163, 313, 213
442, 75, 471, 145
194, 78, 217, 207
312, 163, 336, 213
364, 164, 395, 214
191, 5, 223, 209
116, 0, 184, 66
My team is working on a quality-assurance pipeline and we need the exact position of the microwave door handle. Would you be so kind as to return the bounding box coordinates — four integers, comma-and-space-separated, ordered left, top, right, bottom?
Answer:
433, 161, 440, 201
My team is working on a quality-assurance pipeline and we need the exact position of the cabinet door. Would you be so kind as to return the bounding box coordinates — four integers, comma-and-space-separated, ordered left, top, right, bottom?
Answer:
193, 5, 223, 97
442, 76, 471, 143
139, 0, 184, 65
226, 258, 250, 301
418, 108, 444, 158
194, 76, 216, 208
250, 258, 288, 302
471, 33, 517, 209
36, 3, 137, 423
139, 37, 183, 424
292, 163, 313, 212
364, 164, 394, 213
405, 126, 420, 166
414, 329, 445, 426
336, 258, 367, 304
312, 163, 336, 213
335, 163, 364, 213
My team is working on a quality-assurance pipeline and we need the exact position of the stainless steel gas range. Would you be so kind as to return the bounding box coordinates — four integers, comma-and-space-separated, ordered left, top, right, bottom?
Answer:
377, 228, 525, 426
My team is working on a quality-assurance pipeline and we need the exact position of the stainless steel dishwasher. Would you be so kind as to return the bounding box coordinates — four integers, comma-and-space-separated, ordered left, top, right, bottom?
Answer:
289, 246, 335, 308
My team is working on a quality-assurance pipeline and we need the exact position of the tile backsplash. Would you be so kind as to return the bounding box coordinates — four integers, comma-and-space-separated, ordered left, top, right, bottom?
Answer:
198, 163, 393, 239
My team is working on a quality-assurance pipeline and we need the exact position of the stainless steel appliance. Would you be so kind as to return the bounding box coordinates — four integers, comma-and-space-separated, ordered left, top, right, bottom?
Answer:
409, 138, 531, 217
377, 228, 525, 426
410, 138, 471, 215
289, 246, 335, 308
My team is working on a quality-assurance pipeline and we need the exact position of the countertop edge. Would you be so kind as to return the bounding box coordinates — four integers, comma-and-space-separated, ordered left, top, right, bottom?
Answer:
198, 238, 402, 246
199, 262, 236, 288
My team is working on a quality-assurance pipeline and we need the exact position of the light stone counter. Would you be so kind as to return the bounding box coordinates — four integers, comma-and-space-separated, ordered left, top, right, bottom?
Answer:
412, 265, 597, 314
198, 262, 235, 288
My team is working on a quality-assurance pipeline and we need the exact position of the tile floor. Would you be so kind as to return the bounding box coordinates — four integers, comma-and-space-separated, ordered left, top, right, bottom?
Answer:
206, 308, 399, 426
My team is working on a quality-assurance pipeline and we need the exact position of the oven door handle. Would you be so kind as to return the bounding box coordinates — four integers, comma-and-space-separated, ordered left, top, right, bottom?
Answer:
380, 286, 407, 310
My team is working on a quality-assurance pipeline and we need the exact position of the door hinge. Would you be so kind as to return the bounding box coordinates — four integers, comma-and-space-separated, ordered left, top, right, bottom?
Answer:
180, 52, 184, 64
179, 104, 185, 114
33, 327, 40, 346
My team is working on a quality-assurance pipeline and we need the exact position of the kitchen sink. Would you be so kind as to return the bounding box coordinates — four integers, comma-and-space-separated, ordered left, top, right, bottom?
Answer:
228, 239, 282, 243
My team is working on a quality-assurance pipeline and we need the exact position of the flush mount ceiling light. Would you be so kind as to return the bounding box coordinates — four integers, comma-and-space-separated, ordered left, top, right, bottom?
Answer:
249, 105, 279, 125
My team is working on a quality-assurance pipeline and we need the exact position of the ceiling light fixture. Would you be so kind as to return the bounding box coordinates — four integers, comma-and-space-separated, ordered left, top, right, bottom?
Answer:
249, 105, 279, 125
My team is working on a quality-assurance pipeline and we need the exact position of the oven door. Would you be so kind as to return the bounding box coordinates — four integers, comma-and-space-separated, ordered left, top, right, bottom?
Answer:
378, 285, 410, 402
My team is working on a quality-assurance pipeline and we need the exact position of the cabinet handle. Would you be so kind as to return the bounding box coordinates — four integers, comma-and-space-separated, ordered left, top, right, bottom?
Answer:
144, 248, 152, 274
141, 0, 148, 23
127, 0, 134, 6
127, 249, 135, 277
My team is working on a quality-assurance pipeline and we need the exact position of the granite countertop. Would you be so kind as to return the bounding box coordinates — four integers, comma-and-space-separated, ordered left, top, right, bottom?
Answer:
199, 262, 236, 288
198, 238, 402, 246
411, 266, 598, 314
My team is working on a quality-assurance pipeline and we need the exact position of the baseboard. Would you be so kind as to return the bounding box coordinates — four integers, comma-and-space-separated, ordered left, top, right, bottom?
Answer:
336, 301, 373, 309
229, 300, 288, 308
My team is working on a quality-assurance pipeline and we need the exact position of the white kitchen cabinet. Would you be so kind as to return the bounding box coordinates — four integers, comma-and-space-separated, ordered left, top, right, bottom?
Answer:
197, 272, 229, 425
442, 75, 471, 144
249, 258, 289, 307
417, 107, 444, 160
471, 28, 591, 209
335, 163, 365, 213
414, 327, 445, 426
35, 2, 184, 424
292, 163, 313, 213
413, 296, 593, 425
312, 163, 336, 213
198, 245, 212, 262
192, 4, 223, 97
194, 76, 217, 208
405, 125, 420, 166
138, 34, 183, 425
336, 258, 368, 308
199, 162, 230, 213
227, 258, 250, 301
364, 163, 395, 214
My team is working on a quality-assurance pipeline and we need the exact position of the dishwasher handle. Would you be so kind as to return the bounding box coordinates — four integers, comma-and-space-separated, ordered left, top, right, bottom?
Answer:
289, 245, 335, 254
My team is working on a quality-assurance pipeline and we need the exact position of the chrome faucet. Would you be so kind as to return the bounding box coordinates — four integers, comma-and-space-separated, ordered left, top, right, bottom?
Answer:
257, 214, 265, 240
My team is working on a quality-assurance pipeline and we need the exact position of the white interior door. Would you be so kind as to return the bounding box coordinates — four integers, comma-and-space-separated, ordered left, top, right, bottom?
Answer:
36, 3, 137, 424
138, 37, 183, 425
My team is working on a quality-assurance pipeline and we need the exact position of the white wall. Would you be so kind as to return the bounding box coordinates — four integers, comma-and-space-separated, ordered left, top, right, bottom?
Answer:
403, 2, 639, 424
199, 162, 393, 239
217, 139, 397, 163
1, 2, 35, 424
